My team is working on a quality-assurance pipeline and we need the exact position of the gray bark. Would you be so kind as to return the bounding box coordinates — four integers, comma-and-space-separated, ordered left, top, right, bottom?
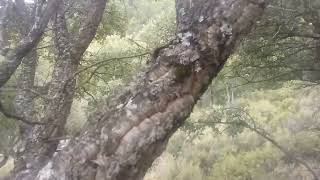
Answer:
29, 0, 269, 180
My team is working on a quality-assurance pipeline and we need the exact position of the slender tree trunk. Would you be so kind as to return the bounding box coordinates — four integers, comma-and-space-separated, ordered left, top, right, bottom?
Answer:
12, 51, 38, 176
0, 0, 60, 88
12, 1, 44, 177
12, 0, 108, 179
13, 0, 41, 122
30, 0, 268, 179
12, 8, 77, 179
0, 0, 10, 53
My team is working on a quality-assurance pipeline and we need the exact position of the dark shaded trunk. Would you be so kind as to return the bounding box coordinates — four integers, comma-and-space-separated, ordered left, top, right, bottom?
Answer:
30, 0, 268, 180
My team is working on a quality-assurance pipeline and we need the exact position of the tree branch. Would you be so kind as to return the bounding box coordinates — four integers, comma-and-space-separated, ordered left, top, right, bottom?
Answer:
71, 0, 108, 60
71, 52, 149, 80
0, 100, 45, 125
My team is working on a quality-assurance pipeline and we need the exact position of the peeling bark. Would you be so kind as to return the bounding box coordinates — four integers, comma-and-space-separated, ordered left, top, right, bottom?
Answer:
33, 0, 269, 180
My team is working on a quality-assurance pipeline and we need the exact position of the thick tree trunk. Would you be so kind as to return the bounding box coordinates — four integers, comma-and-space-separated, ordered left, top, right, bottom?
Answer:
32, 0, 268, 180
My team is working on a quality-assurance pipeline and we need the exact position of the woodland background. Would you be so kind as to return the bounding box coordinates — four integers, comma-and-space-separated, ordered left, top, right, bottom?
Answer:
0, 0, 320, 179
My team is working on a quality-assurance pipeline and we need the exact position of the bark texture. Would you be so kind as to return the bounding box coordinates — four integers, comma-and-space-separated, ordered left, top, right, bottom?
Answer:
33, 0, 268, 180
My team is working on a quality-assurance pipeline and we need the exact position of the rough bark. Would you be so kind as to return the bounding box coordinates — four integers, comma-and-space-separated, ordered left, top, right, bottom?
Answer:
0, 0, 60, 88
33, 0, 268, 180
12, 0, 108, 179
